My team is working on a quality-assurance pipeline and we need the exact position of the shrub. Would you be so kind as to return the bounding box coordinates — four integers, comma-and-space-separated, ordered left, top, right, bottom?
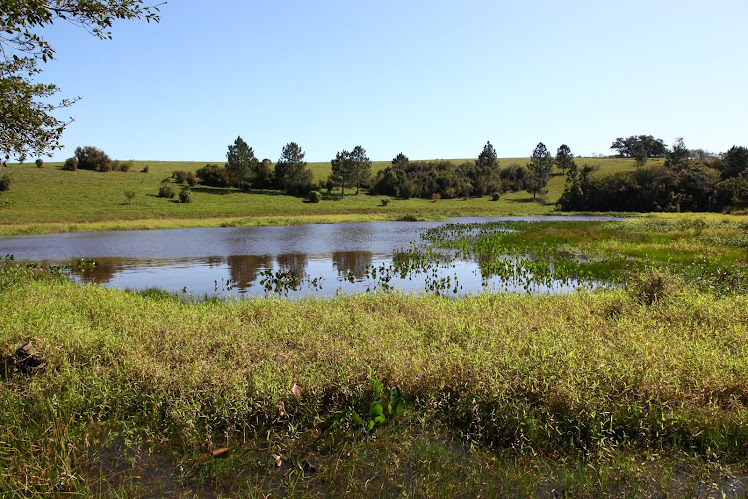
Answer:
35, 158, 43, 168
186, 172, 198, 187
62, 157, 78, 171
431, 192, 441, 202
179, 186, 192, 203
0, 171, 11, 191
195, 164, 228, 187
491, 192, 501, 201
158, 182, 175, 199
307, 190, 322, 203
380, 198, 390, 206
142, 165, 150, 173
123, 190, 135, 204
172, 170, 190, 184
119, 161, 133, 172
75, 146, 111, 171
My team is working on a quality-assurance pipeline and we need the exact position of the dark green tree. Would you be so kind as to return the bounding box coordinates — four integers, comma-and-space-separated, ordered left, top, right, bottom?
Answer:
718, 145, 748, 180
275, 142, 312, 195
392, 152, 409, 168
226, 136, 258, 189
632, 142, 648, 168
664, 137, 689, 170
0, 1, 160, 164
476, 141, 498, 170
526, 142, 554, 199
330, 149, 353, 196
75, 145, 111, 171
555, 144, 574, 174
350, 145, 371, 195
610, 135, 667, 158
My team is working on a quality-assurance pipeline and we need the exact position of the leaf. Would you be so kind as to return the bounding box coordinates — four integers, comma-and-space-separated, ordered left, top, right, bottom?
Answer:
273, 454, 282, 467
367, 419, 375, 431
369, 401, 383, 419
291, 383, 301, 401
350, 411, 363, 425
374, 413, 385, 424
373, 379, 381, 398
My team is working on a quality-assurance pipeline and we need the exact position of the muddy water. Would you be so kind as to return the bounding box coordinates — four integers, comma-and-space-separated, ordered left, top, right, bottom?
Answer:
0, 217, 618, 298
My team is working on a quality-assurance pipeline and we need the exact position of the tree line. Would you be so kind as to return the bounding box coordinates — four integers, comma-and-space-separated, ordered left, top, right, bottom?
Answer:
559, 140, 748, 212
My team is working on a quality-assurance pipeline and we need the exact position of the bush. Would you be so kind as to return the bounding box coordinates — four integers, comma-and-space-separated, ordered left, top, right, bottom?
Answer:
172, 170, 190, 184
0, 171, 11, 191
179, 186, 192, 203
62, 157, 78, 171
158, 182, 175, 199
431, 192, 441, 202
119, 161, 133, 172
123, 190, 135, 204
186, 172, 198, 187
307, 190, 322, 203
491, 192, 501, 201
142, 165, 150, 173
195, 164, 228, 187
35, 158, 43, 168
380, 198, 390, 206
75, 146, 111, 172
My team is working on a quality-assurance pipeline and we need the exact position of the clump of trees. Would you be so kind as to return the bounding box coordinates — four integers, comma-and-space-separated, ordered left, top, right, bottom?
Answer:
330, 145, 371, 196
610, 135, 668, 159
559, 141, 748, 212
371, 142, 521, 199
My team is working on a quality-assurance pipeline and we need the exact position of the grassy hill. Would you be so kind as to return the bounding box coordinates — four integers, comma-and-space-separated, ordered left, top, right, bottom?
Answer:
0, 157, 659, 235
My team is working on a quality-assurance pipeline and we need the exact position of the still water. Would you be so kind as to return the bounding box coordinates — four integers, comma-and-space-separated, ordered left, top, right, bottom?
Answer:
0, 217, 617, 298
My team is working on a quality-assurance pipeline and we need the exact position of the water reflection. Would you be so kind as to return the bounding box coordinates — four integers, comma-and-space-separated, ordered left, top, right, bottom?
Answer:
227, 255, 272, 291
276, 253, 308, 276
0, 217, 621, 298
332, 251, 373, 281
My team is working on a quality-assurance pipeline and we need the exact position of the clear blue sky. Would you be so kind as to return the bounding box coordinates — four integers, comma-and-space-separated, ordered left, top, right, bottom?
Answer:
41, 0, 748, 163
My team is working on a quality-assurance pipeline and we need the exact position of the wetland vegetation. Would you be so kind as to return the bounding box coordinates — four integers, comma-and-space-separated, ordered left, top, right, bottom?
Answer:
1, 217, 748, 496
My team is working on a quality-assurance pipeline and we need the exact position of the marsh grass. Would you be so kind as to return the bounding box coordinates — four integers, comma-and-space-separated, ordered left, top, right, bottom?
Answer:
1, 217, 748, 495
1, 260, 748, 494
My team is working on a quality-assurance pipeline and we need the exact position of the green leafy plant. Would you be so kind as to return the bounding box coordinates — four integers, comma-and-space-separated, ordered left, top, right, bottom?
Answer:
323, 380, 405, 437
179, 186, 192, 203
158, 182, 175, 199
307, 190, 322, 203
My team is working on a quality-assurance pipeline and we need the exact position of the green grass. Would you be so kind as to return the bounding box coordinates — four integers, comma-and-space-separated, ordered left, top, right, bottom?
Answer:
0, 157, 656, 235
1, 219, 748, 495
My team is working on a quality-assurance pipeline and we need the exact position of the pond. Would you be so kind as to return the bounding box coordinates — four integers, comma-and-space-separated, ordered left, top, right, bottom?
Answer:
0, 217, 620, 298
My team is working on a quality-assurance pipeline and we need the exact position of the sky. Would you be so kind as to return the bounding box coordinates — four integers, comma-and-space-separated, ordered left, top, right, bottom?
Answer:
37, 0, 748, 163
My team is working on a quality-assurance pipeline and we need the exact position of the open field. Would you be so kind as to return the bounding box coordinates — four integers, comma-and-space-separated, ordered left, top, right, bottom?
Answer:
0, 157, 663, 235
1, 218, 747, 496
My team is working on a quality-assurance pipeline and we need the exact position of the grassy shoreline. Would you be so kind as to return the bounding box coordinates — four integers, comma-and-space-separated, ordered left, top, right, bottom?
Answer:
1, 219, 748, 495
